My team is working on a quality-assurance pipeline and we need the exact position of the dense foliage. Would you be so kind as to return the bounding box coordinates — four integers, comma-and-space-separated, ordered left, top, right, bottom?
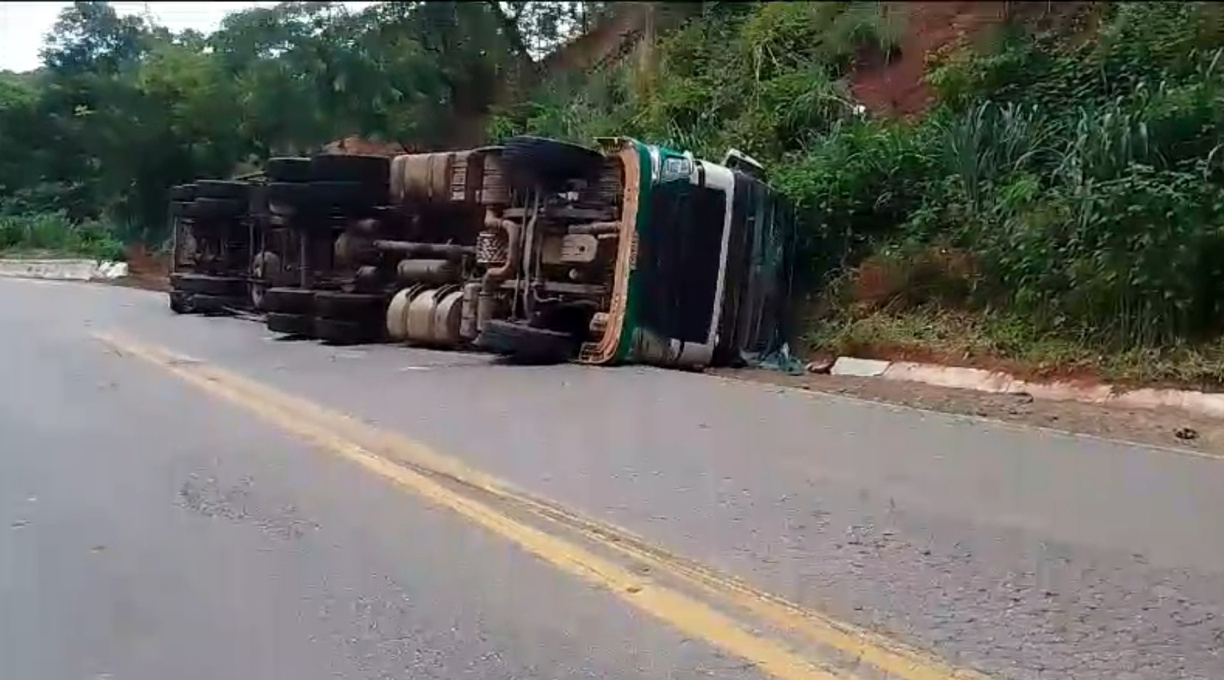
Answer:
0, 0, 607, 254
497, 2, 1224, 366
5, 1, 1224, 379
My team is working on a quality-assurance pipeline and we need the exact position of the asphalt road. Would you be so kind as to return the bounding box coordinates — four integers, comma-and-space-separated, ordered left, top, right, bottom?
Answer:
1, 277, 1222, 680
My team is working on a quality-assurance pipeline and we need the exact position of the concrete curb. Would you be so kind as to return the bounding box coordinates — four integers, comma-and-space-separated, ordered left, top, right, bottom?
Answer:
830, 356, 1224, 419
0, 259, 128, 281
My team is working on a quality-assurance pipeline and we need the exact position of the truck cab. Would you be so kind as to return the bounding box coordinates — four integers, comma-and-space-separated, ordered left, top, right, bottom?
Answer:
579, 138, 796, 368
477, 136, 796, 369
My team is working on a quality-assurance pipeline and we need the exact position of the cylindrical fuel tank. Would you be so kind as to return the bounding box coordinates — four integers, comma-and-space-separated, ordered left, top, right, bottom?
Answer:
395, 258, 461, 285
389, 147, 509, 206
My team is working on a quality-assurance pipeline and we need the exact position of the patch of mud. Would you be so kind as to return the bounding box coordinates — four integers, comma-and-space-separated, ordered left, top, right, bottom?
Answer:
110, 244, 170, 292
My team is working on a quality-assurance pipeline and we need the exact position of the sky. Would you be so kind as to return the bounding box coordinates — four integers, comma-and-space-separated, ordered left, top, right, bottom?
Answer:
0, 1, 370, 73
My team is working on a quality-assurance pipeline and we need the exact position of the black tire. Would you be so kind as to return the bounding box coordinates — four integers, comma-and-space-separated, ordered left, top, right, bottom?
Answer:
476, 319, 577, 364
168, 290, 190, 314
313, 291, 386, 319
263, 287, 315, 314
169, 200, 190, 217
195, 179, 250, 200
266, 157, 312, 183
309, 154, 390, 186
170, 273, 246, 297
501, 136, 604, 191
188, 197, 245, 220
267, 180, 383, 218
169, 184, 197, 201
191, 294, 244, 316
266, 182, 316, 217
266, 312, 314, 337
313, 316, 381, 345
311, 180, 388, 209
268, 202, 298, 219
247, 184, 270, 216
267, 181, 310, 204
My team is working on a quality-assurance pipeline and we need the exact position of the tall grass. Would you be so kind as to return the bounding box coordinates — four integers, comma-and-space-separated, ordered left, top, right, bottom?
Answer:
0, 211, 126, 261
497, 1, 1224, 352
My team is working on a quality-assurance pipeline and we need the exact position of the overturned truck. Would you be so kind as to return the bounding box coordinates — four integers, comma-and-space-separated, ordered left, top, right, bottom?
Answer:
166, 178, 266, 315
168, 136, 797, 370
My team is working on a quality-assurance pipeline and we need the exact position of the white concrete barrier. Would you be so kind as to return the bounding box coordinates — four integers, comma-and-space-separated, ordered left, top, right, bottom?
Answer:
0, 258, 128, 281
860, 358, 1224, 421
830, 356, 892, 377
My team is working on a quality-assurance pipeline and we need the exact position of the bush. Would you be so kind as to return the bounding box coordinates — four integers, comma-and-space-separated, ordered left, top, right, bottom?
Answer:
501, 0, 1224, 354
0, 211, 126, 261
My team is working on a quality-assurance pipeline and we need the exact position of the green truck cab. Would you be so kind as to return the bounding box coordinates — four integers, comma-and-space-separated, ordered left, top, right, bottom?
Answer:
572, 138, 797, 369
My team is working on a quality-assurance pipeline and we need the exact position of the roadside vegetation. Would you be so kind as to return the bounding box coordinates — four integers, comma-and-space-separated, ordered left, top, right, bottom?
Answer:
3, 1, 1224, 386
0, 212, 125, 260
0, 1, 601, 257
497, 2, 1224, 387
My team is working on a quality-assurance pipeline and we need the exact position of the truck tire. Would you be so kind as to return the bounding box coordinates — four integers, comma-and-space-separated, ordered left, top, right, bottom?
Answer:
267, 182, 312, 208
501, 136, 603, 191
195, 180, 250, 200
309, 154, 390, 186
168, 290, 190, 314
266, 157, 312, 183
476, 319, 577, 365
313, 291, 386, 319
190, 294, 244, 316
188, 197, 245, 220
169, 184, 197, 201
311, 180, 387, 210
263, 287, 314, 314
313, 317, 381, 345
266, 312, 314, 337
247, 184, 270, 217
170, 273, 246, 297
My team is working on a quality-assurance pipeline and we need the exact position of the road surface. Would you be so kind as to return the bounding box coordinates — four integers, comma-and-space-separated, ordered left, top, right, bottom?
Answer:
1, 277, 1222, 680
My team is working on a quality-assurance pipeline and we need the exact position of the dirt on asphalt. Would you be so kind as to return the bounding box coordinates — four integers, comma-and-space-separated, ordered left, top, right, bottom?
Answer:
108, 245, 170, 292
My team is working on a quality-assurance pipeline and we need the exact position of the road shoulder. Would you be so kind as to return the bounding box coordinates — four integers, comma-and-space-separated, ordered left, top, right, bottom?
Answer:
717, 367, 1224, 456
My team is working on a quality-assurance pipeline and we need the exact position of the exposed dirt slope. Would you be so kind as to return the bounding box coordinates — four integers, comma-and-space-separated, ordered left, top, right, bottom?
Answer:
321, 136, 409, 157
850, 1, 1097, 117
456, 3, 667, 148
539, 3, 657, 78
332, 2, 1096, 151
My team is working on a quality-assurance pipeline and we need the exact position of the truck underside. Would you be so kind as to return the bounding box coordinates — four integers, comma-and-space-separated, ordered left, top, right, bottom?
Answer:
167, 136, 796, 370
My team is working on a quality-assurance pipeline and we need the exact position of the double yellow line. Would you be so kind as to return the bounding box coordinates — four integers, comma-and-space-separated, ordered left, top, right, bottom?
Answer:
93, 331, 991, 680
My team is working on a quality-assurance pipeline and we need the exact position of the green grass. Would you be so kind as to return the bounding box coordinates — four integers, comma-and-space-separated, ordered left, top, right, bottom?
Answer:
806, 308, 1224, 390
0, 212, 126, 262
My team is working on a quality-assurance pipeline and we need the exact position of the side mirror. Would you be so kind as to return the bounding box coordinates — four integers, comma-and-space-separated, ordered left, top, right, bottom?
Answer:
721, 148, 766, 180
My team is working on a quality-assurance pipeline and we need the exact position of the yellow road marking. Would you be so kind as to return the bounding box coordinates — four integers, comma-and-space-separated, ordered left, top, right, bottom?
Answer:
94, 330, 992, 680
95, 331, 846, 680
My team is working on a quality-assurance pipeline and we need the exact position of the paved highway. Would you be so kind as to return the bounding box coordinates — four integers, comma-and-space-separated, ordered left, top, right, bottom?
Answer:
1, 277, 1222, 680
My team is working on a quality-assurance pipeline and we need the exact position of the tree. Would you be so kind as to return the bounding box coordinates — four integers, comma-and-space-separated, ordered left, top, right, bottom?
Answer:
0, 0, 639, 242
40, 1, 152, 77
